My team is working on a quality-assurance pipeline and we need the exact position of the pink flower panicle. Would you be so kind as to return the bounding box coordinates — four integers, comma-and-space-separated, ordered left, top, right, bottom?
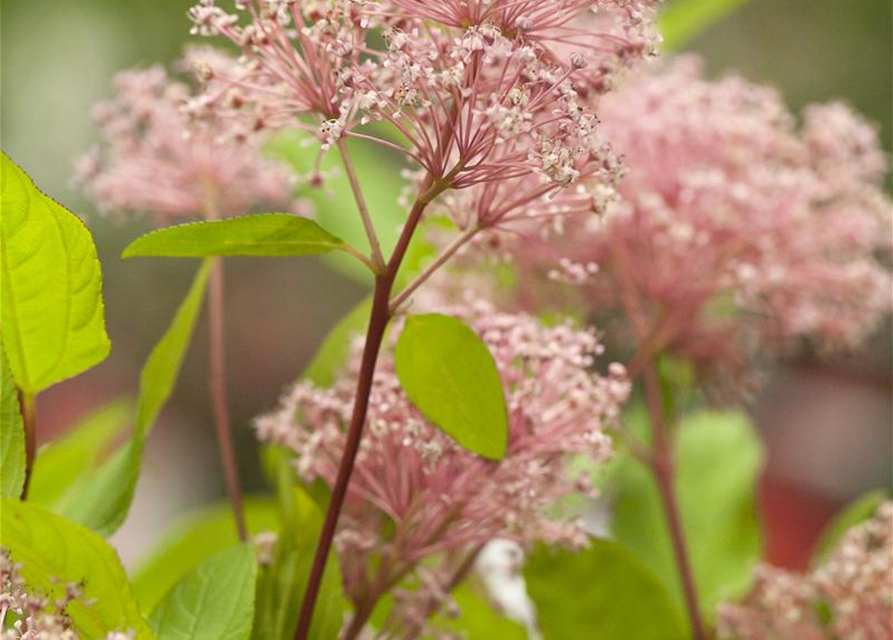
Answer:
494, 57, 891, 374
75, 53, 297, 223
188, 0, 660, 229
717, 502, 893, 640
255, 301, 629, 627
813, 501, 893, 640
0, 548, 134, 640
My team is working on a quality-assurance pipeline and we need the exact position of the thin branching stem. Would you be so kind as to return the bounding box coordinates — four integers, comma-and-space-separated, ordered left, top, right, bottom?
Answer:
641, 362, 709, 640
294, 171, 455, 640
337, 139, 387, 273
390, 223, 480, 313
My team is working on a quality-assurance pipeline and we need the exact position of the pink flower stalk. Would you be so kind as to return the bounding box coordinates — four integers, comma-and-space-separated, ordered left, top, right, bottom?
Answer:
188, 0, 659, 217
717, 502, 893, 640
488, 57, 891, 376
255, 301, 629, 631
75, 53, 297, 223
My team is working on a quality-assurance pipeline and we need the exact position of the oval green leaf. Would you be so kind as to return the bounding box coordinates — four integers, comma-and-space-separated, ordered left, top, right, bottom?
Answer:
63, 261, 211, 536
0, 345, 25, 497
149, 544, 257, 640
394, 314, 508, 460
0, 152, 110, 394
0, 498, 157, 639
122, 214, 346, 259
524, 538, 686, 640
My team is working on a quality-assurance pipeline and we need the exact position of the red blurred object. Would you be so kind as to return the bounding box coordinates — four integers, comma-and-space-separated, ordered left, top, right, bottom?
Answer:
760, 474, 840, 571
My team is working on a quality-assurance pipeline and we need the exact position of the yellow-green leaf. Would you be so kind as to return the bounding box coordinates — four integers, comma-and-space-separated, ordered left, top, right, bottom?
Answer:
659, 0, 753, 50
29, 399, 132, 510
133, 499, 279, 613
63, 261, 211, 536
0, 152, 110, 394
813, 489, 889, 565
149, 544, 257, 640
0, 498, 157, 639
122, 214, 346, 259
302, 296, 372, 387
395, 314, 508, 460
0, 345, 25, 497
524, 539, 686, 640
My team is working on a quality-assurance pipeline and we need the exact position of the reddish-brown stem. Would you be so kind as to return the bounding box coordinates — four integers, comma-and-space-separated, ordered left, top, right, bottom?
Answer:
294, 175, 449, 640
342, 600, 376, 640
397, 546, 483, 640
642, 363, 708, 640
294, 275, 393, 640
610, 238, 708, 639
208, 257, 247, 541
19, 391, 36, 500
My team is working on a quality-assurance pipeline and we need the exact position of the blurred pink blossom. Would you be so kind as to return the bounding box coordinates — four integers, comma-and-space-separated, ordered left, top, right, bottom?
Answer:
478, 57, 891, 378
75, 55, 297, 223
717, 502, 893, 640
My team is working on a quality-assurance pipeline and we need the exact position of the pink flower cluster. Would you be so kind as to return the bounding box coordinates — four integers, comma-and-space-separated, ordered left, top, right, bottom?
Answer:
75, 54, 296, 224
491, 57, 891, 375
255, 301, 628, 623
188, 0, 660, 227
717, 502, 893, 640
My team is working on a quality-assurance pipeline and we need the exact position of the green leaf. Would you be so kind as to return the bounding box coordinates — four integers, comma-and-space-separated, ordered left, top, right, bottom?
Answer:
131, 260, 212, 440
609, 409, 763, 627
29, 398, 132, 510
265, 133, 406, 284
149, 544, 257, 640
302, 296, 372, 387
0, 152, 110, 394
444, 586, 528, 640
132, 498, 280, 613
524, 538, 686, 640
122, 214, 348, 260
813, 489, 889, 565
394, 314, 508, 460
0, 345, 25, 497
0, 498, 157, 639
253, 487, 347, 640
62, 261, 212, 536
659, 0, 753, 50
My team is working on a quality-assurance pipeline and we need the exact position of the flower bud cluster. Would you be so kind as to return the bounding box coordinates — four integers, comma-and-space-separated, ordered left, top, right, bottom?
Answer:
255, 301, 629, 623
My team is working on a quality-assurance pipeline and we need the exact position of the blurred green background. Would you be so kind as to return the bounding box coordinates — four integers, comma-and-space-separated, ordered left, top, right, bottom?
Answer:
2, 0, 891, 565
